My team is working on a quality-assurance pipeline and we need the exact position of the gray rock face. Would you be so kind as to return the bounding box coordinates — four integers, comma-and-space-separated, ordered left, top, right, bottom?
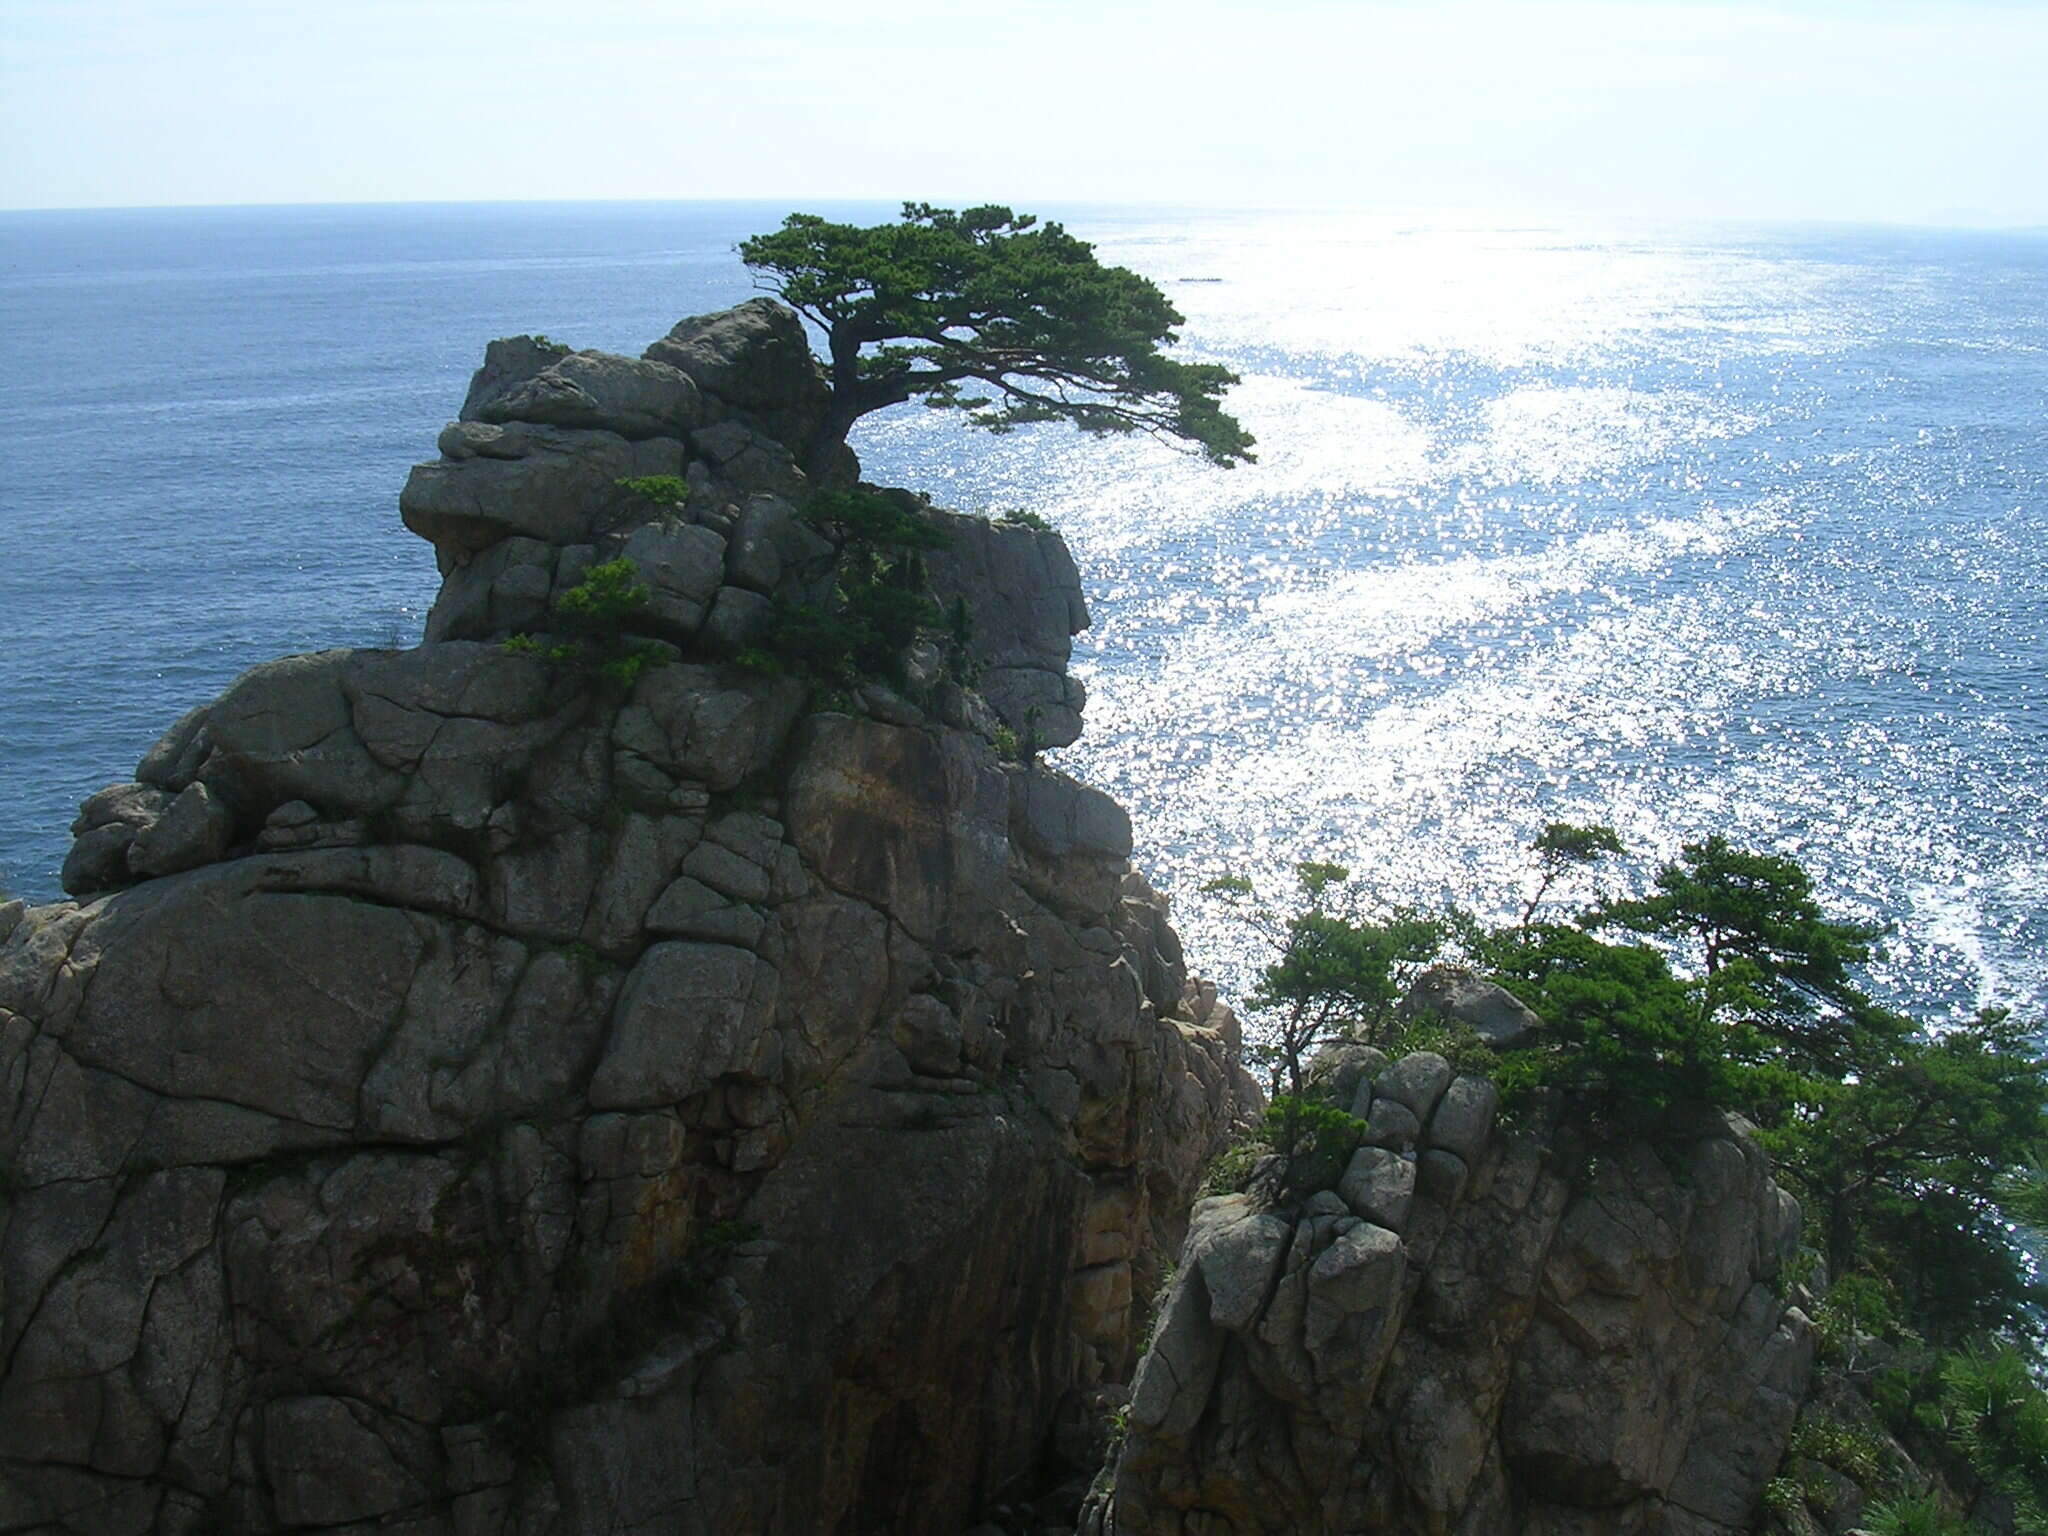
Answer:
1374, 1049, 1452, 1122
1427, 1074, 1500, 1164
1305, 1040, 1388, 1115
620, 518, 726, 636
1085, 1057, 1815, 1536
1400, 962, 1546, 1048
4, 304, 1254, 1535
926, 509, 1092, 747
643, 296, 830, 452
474, 348, 704, 441
1338, 1145, 1416, 1231
401, 421, 687, 556
126, 781, 233, 877
60, 782, 169, 895
645, 299, 820, 407
460, 334, 573, 420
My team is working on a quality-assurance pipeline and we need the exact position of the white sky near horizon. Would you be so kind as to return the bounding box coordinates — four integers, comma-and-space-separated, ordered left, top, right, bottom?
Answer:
3, 0, 2045, 225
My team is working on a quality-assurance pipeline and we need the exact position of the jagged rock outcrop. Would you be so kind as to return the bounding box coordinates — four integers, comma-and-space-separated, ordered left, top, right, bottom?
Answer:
1085, 1047, 1817, 1536
0, 304, 1255, 1535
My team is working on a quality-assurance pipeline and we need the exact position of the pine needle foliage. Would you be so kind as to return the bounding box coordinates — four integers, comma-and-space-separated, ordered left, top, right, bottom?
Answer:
741, 203, 1255, 477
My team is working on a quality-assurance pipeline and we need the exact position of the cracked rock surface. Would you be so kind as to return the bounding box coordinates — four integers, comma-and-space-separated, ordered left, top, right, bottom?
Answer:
1, 302, 1257, 1535
1083, 1048, 1816, 1536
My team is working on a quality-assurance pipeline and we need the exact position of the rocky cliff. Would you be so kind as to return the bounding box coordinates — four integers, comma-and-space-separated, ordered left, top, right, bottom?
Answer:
2, 299, 1860, 1536
0, 300, 1254, 1535
1083, 1034, 1819, 1536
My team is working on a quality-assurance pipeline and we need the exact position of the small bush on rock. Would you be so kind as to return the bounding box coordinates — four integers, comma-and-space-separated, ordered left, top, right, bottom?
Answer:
614, 474, 690, 511
556, 557, 650, 629
1385, 1017, 1499, 1079
1263, 1098, 1368, 1197
502, 633, 577, 663
1862, 1493, 1971, 1536
761, 487, 956, 689
1200, 1134, 1275, 1198
503, 558, 665, 690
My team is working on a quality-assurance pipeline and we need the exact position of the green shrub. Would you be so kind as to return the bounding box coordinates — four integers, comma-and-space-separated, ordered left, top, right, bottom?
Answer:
1262, 1096, 1367, 1196
1788, 1417, 1886, 1485
1385, 1017, 1499, 1079
1936, 1346, 2048, 1525
749, 488, 959, 689
1812, 1272, 1897, 1366
995, 506, 1052, 531
803, 487, 951, 552
1213, 862, 1447, 1101
614, 474, 690, 511
556, 558, 649, 629
1761, 1475, 1803, 1518
502, 633, 577, 663
1200, 1134, 1274, 1198
1862, 1493, 1969, 1536
596, 643, 664, 688
501, 559, 664, 690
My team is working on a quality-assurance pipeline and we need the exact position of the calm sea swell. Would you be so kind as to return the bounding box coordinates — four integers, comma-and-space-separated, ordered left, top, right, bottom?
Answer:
3, 203, 2042, 1027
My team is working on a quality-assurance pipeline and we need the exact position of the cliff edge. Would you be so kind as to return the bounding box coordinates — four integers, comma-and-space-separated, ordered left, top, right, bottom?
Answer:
1084, 1037, 1817, 1536
0, 301, 1255, 1535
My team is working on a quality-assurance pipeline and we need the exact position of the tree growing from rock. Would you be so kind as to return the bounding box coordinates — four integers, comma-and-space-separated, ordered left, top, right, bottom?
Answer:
740, 203, 1255, 480
1479, 834, 2048, 1344
1204, 862, 1446, 1193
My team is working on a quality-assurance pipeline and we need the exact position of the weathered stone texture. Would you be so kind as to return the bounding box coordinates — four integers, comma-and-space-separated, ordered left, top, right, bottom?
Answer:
1085, 1045, 1815, 1536
2, 301, 1254, 1535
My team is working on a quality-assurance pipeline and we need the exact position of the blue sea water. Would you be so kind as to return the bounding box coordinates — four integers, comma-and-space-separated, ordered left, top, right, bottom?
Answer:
3, 202, 2045, 1027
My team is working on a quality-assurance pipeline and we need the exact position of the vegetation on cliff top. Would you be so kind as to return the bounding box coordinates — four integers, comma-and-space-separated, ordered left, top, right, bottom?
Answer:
1215, 827, 2048, 1525
741, 203, 1255, 479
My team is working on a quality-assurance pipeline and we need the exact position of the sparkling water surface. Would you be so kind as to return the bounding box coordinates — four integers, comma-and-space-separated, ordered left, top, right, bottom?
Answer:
3, 203, 2043, 1027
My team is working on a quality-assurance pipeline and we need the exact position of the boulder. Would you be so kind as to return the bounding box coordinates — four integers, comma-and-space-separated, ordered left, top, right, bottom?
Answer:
925, 511, 1092, 744
62, 781, 186, 895
1338, 1145, 1416, 1231
400, 422, 686, 555
1304, 1041, 1388, 1114
459, 333, 573, 420
422, 533, 561, 641
620, 518, 726, 636
126, 781, 234, 877
474, 349, 704, 440
1399, 963, 1545, 1048
1375, 1049, 1453, 1122
587, 941, 779, 1108
643, 297, 829, 449
1428, 1074, 1500, 1164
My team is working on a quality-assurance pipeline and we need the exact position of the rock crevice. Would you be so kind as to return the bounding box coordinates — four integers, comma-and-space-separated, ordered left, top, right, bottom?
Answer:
1085, 1044, 1816, 1536
1, 303, 1255, 1536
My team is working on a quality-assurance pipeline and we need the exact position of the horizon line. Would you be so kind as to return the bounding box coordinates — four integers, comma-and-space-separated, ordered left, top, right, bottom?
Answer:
1, 194, 2043, 237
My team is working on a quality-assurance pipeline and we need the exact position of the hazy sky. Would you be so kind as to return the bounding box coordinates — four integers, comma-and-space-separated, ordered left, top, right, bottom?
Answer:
5, 0, 2045, 224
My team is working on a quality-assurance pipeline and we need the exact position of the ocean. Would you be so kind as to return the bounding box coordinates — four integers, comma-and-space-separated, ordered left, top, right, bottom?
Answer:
3, 201, 2043, 1027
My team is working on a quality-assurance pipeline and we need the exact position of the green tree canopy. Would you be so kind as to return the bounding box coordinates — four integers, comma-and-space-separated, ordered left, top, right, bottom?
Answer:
1592, 834, 1882, 1074
740, 203, 1255, 480
1476, 832, 2048, 1344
